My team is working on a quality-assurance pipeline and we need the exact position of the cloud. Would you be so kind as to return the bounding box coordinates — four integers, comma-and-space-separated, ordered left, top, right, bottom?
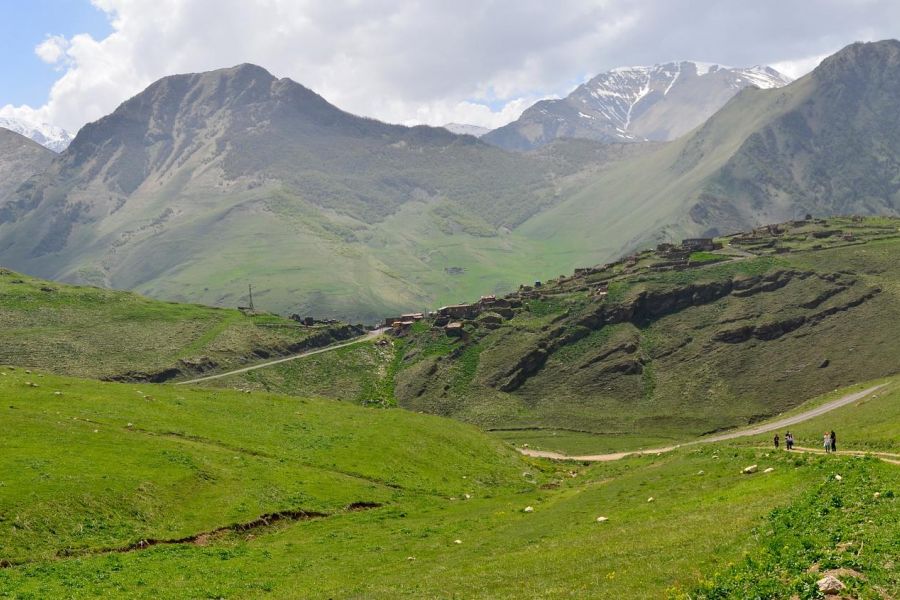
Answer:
34, 35, 70, 65
771, 53, 831, 80
3, 0, 900, 133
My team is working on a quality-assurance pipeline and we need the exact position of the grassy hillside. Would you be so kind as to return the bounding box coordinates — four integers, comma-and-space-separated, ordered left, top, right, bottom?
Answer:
197, 337, 401, 407
0, 267, 361, 381
2, 367, 896, 598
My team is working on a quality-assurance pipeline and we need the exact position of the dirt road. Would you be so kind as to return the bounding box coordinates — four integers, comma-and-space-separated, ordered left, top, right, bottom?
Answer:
175, 329, 385, 386
521, 384, 887, 462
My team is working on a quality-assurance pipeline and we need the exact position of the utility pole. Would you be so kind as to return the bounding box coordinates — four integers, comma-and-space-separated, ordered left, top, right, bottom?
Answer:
248, 283, 254, 311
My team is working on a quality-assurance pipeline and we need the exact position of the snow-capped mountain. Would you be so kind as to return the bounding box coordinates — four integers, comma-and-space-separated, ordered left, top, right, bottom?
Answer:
0, 116, 73, 152
443, 123, 490, 137
483, 61, 792, 151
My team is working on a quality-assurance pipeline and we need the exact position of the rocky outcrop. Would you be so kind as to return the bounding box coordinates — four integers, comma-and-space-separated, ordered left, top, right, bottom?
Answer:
714, 287, 880, 344
499, 348, 549, 392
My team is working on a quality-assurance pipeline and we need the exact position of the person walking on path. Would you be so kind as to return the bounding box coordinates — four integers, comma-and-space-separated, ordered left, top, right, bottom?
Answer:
774, 434, 780, 449
786, 432, 794, 450
830, 430, 837, 453
824, 432, 831, 453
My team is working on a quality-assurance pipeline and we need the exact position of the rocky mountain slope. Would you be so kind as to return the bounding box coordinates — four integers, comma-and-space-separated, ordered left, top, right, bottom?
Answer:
0, 64, 615, 321
0, 116, 73, 152
483, 61, 791, 151
0, 128, 54, 209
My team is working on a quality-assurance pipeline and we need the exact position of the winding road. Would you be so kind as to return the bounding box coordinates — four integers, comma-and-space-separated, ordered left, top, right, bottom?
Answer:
175, 328, 385, 386
521, 384, 888, 462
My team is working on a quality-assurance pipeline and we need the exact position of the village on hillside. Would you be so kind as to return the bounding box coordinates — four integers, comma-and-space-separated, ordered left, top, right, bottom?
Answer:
380, 216, 900, 338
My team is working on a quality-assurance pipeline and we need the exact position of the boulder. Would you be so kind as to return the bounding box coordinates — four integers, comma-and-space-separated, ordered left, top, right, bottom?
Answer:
742, 464, 758, 474
596, 516, 608, 523
523, 506, 534, 513
764, 467, 775, 473
816, 575, 845, 594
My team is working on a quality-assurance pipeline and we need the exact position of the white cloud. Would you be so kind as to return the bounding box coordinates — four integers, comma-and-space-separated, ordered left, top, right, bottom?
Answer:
770, 53, 831, 80
34, 35, 70, 65
3, 0, 900, 134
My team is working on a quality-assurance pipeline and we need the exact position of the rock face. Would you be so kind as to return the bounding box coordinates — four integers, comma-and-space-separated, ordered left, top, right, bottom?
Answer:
483, 61, 791, 151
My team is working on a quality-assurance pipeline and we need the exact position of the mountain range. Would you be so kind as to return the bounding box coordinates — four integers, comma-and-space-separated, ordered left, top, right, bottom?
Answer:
482, 61, 792, 151
2, 41, 900, 321
0, 116, 73, 152
519, 39, 900, 265
0, 64, 589, 321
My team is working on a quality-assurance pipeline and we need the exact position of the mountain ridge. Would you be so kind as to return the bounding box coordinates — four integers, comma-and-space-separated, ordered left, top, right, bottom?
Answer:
483, 60, 791, 151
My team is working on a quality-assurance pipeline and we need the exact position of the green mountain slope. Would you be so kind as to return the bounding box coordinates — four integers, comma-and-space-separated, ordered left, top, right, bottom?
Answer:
0, 65, 620, 322
518, 40, 900, 266
0, 267, 360, 381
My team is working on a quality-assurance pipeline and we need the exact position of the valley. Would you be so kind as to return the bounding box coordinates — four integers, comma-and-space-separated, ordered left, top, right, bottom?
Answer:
2, 29, 900, 598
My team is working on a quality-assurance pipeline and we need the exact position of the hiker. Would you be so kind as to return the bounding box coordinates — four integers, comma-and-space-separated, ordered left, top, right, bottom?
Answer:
773, 433, 779, 449
824, 432, 831, 453
785, 432, 793, 450
830, 430, 837, 453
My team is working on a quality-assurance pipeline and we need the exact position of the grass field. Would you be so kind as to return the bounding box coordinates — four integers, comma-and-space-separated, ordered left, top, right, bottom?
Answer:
0, 268, 358, 380
1, 367, 897, 598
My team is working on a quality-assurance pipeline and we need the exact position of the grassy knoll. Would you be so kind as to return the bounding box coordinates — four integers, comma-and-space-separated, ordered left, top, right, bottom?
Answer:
2, 368, 897, 598
0, 268, 359, 380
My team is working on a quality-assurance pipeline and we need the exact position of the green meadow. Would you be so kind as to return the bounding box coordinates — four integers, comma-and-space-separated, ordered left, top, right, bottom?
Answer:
1, 367, 897, 598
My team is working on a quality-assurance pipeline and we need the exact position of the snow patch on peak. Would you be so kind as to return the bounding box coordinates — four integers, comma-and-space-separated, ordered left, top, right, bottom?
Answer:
0, 116, 73, 152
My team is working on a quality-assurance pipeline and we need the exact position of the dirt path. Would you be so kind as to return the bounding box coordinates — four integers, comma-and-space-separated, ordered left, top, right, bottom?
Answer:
785, 446, 900, 465
521, 384, 887, 462
175, 329, 385, 386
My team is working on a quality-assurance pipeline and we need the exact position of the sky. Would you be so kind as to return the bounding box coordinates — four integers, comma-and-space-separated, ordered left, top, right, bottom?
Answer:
1, 0, 898, 134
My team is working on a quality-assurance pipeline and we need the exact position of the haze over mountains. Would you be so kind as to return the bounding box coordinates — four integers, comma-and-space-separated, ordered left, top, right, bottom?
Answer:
2, 41, 900, 321
482, 61, 792, 151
